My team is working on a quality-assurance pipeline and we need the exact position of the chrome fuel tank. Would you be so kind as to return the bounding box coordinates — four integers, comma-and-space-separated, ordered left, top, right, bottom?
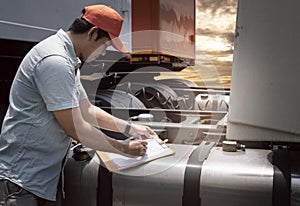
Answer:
111, 143, 197, 206
62, 143, 278, 206
62, 143, 198, 206
200, 147, 273, 206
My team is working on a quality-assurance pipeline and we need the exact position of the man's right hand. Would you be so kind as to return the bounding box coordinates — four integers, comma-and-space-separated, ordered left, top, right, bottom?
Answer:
124, 139, 148, 156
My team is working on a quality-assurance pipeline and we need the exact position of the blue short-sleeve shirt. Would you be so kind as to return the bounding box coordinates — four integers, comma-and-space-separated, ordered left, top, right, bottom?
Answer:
0, 29, 87, 200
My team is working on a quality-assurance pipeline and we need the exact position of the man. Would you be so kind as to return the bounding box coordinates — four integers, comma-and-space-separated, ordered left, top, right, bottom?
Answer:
0, 5, 155, 205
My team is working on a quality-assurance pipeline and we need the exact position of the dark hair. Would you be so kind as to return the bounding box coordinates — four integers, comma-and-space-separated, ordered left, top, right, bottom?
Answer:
68, 16, 110, 41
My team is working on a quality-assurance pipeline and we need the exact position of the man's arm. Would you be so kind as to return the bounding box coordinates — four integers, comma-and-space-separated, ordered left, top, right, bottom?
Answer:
79, 98, 155, 138
53, 107, 147, 157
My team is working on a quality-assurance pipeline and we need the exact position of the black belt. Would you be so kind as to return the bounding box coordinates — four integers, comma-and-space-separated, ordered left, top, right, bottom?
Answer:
182, 141, 216, 206
0, 179, 30, 196
97, 166, 113, 206
272, 149, 291, 206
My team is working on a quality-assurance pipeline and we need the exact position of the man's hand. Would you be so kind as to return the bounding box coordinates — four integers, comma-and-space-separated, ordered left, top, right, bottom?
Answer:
129, 123, 156, 139
123, 139, 148, 156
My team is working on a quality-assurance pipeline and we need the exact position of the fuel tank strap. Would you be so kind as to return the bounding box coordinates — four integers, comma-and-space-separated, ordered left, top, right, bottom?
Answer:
272, 149, 291, 206
97, 165, 113, 206
182, 141, 216, 206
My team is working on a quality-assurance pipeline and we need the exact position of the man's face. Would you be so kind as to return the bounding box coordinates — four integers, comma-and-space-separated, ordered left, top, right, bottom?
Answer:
80, 27, 112, 63
85, 38, 112, 62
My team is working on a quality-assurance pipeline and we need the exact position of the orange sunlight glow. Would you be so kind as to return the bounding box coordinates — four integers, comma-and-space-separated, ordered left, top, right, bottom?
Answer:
197, 36, 231, 51
191, 0, 238, 88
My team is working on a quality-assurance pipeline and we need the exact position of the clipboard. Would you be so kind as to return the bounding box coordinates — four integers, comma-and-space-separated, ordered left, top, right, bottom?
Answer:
97, 137, 175, 172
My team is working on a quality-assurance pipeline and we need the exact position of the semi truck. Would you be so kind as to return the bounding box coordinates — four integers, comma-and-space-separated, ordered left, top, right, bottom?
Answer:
0, 0, 226, 144
0, 0, 299, 206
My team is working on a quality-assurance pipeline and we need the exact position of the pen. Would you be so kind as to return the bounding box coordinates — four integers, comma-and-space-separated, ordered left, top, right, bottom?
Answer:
159, 139, 169, 145
136, 135, 142, 140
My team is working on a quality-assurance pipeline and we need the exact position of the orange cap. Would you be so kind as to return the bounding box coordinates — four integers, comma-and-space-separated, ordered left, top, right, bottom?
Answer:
82, 5, 127, 53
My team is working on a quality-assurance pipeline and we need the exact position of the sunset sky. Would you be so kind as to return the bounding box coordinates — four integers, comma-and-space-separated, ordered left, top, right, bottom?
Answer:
179, 0, 238, 88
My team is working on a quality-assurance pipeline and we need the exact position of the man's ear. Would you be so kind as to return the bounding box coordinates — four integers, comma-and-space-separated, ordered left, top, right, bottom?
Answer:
87, 27, 98, 41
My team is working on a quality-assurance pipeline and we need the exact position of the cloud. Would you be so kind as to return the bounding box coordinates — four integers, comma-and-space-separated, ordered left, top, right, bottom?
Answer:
203, 49, 234, 57
197, 28, 235, 46
196, 0, 237, 53
194, 0, 237, 88
197, 0, 237, 16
